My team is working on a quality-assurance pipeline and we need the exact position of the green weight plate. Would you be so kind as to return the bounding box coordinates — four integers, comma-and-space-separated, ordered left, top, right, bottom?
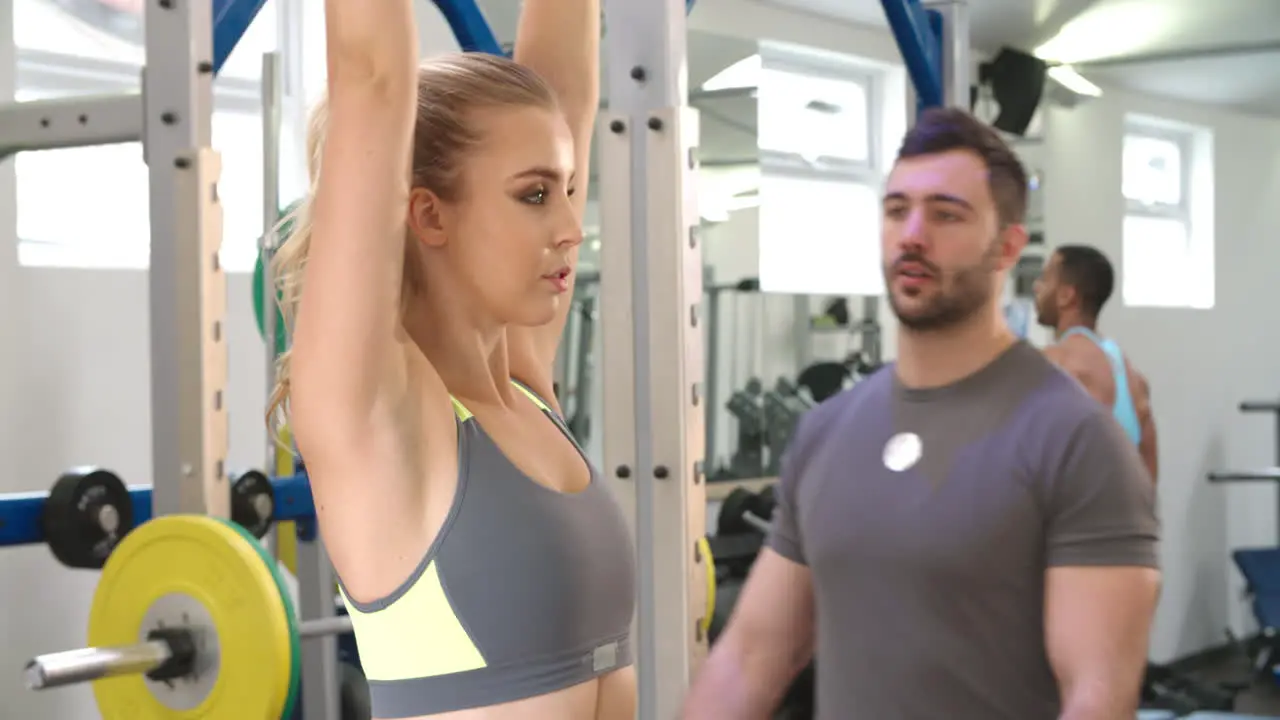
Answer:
218, 518, 302, 720
253, 202, 302, 357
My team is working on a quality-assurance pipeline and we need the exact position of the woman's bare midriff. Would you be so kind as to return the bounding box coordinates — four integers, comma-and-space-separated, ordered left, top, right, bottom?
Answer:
376, 666, 637, 720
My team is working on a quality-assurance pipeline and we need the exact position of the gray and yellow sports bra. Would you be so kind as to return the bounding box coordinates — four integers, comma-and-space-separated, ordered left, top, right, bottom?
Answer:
337, 380, 636, 718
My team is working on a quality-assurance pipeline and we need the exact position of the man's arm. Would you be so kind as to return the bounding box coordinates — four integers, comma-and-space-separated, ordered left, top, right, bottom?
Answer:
1047, 566, 1159, 720
1043, 408, 1161, 720
684, 413, 820, 718
682, 550, 815, 719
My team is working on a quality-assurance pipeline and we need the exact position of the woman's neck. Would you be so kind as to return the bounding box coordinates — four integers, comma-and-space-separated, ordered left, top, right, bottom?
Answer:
404, 300, 514, 407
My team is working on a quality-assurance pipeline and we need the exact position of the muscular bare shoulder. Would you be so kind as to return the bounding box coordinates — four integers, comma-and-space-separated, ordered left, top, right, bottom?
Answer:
1045, 336, 1114, 406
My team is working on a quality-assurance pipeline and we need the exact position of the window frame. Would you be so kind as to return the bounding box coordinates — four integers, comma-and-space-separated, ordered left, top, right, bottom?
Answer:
754, 41, 893, 296
1120, 114, 1211, 309
1122, 120, 1192, 224
13, 47, 269, 271
757, 41, 880, 185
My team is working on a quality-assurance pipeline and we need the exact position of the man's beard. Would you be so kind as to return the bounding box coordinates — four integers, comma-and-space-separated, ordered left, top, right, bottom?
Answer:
884, 242, 1001, 332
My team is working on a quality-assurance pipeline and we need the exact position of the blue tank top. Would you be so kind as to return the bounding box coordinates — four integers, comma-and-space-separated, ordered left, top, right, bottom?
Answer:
1060, 327, 1142, 446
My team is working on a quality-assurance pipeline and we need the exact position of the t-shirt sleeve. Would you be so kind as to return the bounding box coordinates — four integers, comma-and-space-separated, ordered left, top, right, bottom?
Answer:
1045, 407, 1160, 568
767, 413, 814, 565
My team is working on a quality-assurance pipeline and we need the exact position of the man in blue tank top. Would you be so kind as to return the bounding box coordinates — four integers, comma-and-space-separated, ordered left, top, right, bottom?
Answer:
1034, 245, 1159, 483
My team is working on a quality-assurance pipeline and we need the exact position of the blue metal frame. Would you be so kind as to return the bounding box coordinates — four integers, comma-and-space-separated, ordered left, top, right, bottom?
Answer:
434, 0, 698, 57
213, 0, 272, 75
879, 0, 945, 114
0, 473, 316, 548
432, 0, 506, 55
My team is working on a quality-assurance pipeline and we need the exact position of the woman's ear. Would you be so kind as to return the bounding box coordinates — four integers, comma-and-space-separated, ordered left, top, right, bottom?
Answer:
408, 187, 448, 247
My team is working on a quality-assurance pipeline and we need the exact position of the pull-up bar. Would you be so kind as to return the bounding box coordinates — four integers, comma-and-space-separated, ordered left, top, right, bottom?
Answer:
880, 0, 971, 115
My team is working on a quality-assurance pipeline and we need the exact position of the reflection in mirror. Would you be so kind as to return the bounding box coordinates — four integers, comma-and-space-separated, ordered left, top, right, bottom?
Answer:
691, 32, 898, 485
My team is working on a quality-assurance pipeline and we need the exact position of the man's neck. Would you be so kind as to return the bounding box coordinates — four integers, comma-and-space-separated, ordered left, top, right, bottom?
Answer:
1055, 312, 1094, 339
895, 308, 1017, 389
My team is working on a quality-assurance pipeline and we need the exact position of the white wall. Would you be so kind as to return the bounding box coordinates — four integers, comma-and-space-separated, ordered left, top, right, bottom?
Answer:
1044, 87, 1280, 661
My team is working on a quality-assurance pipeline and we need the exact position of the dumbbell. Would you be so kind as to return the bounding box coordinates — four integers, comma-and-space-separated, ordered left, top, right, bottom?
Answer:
716, 485, 778, 536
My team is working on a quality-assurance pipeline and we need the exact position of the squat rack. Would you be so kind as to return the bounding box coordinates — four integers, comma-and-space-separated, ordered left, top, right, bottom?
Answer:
0, 0, 968, 717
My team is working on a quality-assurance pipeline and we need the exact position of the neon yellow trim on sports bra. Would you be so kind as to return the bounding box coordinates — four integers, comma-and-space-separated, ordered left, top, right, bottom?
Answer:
339, 563, 487, 681
449, 380, 550, 421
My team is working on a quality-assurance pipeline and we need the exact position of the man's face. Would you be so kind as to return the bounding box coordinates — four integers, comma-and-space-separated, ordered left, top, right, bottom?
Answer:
880, 149, 1023, 331
1032, 252, 1063, 328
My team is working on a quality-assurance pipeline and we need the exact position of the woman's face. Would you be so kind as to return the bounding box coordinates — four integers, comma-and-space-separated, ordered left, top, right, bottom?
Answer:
410, 104, 582, 328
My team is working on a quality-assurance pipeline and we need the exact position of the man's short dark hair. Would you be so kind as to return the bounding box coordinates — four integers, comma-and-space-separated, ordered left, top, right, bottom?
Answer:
895, 107, 1029, 227
1054, 244, 1115, 318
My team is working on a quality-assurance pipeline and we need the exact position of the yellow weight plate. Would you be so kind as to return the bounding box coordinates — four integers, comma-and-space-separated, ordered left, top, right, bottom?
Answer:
88, 515, 293, 719
697, 536, 715, 638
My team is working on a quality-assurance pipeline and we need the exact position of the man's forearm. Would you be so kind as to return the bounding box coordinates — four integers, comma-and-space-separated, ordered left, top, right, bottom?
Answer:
1057, 677, 1141, 720
683, 649, 774, 720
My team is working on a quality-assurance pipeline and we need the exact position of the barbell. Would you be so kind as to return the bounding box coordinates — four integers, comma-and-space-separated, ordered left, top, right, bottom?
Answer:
25, 514, 352, 719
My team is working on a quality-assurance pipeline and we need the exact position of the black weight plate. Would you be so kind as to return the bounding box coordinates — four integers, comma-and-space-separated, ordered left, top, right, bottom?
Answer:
43, 468, 133, 569
750, 485, 778, 522
230, 469, 275, 539
717, 488, 758, 536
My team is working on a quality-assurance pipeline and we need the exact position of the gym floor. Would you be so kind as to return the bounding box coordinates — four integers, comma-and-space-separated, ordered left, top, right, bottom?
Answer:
1192, 653, 1280, 715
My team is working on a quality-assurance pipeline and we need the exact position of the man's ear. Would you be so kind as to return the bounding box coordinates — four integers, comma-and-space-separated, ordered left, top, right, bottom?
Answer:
408, 187, 448, 247
997, 223, 1029, 270
1057, 284, 1078, 309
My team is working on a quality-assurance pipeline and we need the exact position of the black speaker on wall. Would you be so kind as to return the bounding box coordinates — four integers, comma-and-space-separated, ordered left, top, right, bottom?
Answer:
979, 47, 1048, 136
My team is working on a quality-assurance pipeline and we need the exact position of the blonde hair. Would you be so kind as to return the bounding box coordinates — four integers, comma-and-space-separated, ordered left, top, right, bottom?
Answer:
266, 53, 558, 434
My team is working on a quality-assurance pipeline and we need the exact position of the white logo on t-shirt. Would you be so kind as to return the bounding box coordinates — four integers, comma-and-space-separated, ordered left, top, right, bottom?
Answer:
883, 432, 922, 472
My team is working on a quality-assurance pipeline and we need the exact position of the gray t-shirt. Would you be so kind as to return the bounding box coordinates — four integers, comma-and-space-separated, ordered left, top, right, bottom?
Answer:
767, 340, 1159, 720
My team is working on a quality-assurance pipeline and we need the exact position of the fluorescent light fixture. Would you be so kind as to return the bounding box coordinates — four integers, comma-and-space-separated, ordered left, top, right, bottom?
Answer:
702, 54, 761, 91
1047, 65, 1102, 97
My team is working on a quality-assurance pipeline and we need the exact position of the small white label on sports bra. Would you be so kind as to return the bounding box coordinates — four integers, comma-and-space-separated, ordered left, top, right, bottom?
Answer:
593, 641, 618, 672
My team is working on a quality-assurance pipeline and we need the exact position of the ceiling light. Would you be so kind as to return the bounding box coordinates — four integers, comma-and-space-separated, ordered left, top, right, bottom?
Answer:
1046, 65, 1102, 97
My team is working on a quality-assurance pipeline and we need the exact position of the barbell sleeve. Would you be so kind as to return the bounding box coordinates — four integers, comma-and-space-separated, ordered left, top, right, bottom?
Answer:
25, 615, 355, 690
299, 615, 354, 639
25, 640, 171, 690
742, 510, 772, 534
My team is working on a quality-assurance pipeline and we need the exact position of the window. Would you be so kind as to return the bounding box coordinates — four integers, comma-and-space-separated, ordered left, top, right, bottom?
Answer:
753, 41, 890, 296
757, 172, 884, 296
13, 0, 280, 271
16, 107, 267, 271
1120, 115, 1213, 309
757, 68, 870, 166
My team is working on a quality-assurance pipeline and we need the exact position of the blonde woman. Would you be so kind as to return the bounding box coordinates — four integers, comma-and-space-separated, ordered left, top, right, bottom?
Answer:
269, 1, 635, 718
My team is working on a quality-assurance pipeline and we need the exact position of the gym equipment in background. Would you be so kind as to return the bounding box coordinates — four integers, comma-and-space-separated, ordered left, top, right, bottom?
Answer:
553, 271, 600, 446
716, 378, 767, 481
795, 351, 882, 403
708, 485, 814, 719
42, 468, 134, 570
252, 200, 302, 356
761, 379, 813, 476
703, 277, 762, 479
1208, 399, 1280, 688
2, 467, 302, 567
24, 515, 362, 719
